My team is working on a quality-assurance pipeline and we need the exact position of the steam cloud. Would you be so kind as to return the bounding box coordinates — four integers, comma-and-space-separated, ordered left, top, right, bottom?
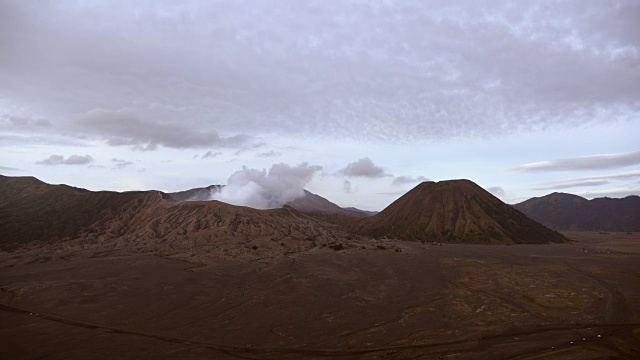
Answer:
211, 162, 322, 209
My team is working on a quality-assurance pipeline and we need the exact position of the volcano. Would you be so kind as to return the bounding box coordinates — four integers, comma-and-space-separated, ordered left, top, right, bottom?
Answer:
356, 179, 567, 244
168, 185, 373, 217
0, 175, 344, 255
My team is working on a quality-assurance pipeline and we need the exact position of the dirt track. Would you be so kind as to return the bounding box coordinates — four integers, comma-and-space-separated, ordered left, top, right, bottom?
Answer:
1, 232, 639, 359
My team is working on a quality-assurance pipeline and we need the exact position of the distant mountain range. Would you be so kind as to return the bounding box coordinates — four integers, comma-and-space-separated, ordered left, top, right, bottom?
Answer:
513, 192, 640, 232
1, 175, 573, 249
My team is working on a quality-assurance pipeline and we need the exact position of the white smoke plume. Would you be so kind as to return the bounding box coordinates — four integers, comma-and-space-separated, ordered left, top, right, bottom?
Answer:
211, 162, 322, 209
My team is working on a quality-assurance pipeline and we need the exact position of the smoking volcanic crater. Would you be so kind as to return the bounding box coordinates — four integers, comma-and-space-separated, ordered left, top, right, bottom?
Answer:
1, 174, 639, 359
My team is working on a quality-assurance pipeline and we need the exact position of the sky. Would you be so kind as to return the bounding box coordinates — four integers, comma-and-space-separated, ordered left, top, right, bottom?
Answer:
1, 0, 639, 211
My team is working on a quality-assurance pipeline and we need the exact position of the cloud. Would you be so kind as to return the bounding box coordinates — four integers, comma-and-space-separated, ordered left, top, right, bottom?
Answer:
256, 150, 281, 158
534, 179, 610, 190
574, 187, 640, 199
342, 180, 352, 193
111, 158, 133, 169
37, 154, 94, 165
64, 155, 94, 165
392, 175, 428, 186
511, 151, 640, 172
487, 186, 505, 197
339, 158, 391, 178
234, 143, 266, 156
3, 2, 638, 144
2, 114, 51, 128
0, 165, 22, 172
211, 162, 322, 209
201, 151, 222, 160
72, 108, 251, 151
531, 170, 640, 190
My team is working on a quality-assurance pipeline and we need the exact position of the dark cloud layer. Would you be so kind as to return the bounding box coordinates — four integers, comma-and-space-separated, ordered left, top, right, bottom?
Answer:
72, 109, 250, 150
1, 1, 638, 142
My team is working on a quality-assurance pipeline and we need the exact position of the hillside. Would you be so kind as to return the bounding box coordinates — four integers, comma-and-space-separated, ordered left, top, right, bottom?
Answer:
0, 175, 151, 246
356, 180, 567, 244
0, 176, 345, 256
513, 193, 640, 231
286, 190, 372, 218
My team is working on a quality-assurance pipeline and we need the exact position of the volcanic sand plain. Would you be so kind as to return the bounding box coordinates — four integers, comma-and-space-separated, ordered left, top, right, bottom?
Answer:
1, 232, 639, 359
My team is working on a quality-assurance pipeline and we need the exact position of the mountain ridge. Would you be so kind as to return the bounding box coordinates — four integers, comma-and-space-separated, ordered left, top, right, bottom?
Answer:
0, 175, 573, 249
0, 175, 345, 254
513, 192, 640, 231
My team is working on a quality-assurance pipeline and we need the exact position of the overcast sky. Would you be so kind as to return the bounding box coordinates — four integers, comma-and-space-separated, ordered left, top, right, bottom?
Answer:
1, 0, 639, 210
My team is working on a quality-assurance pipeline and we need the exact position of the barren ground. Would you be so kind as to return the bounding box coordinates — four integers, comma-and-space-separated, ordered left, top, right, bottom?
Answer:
1, 232, 639, 359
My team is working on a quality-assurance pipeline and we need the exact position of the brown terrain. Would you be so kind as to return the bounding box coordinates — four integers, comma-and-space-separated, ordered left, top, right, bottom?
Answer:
514, 192, 640, 232
0, 175, 352, 259
1, 175, 639, 359
356, 180, 567, 244
286, 190, 374, 218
